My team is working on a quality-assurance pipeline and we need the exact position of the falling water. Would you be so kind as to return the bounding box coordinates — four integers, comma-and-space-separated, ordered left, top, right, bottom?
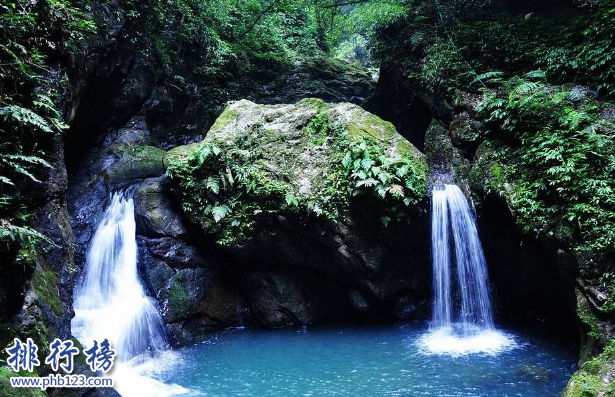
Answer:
431, 184, 493, 329
420, 184, 515, 356
72, 192, 187, 396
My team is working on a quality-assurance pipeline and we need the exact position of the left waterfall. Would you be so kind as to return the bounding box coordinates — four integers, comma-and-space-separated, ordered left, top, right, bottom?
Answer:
72, 192, 187, 396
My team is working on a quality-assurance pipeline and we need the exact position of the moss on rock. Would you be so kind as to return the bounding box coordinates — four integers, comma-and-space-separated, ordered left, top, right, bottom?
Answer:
166, 99, 427, 246
562, 339, 615, 397
30, 261, 62, 318
166, 273, 191, 320
163, 143, 202, 169
104, 144, 166, 184
0, 366, 46, 397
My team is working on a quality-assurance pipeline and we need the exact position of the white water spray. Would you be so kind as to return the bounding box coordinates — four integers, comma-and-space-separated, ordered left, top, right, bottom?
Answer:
420, 184, 516, 356
72, 192, 188, 396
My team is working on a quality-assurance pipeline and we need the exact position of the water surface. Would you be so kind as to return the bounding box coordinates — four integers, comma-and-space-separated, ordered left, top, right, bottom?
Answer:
160, 324, 576, 397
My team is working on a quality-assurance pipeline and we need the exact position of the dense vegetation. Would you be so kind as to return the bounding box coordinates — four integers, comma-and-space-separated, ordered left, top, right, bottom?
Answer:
0, 0, 95, 248
1, 0, 613, 292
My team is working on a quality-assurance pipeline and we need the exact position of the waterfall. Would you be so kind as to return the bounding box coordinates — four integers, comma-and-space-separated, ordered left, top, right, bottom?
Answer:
72, 192, 187, 396
420, 184, 515, 356
431, 184, 493, 330
72, 192, 167, 358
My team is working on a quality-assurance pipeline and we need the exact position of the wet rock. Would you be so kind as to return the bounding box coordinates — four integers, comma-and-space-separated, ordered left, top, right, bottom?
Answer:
142, 237, 205, 269
255, 56, 375, 105
518, 364, 552, 381
138, 243, 175, 294
449, 111, 483, 156
160, 268, 216, 324
102, 144, 166, 186
238, 268, 354, 328
134, 177, 187, 237
424, 119, 453, 179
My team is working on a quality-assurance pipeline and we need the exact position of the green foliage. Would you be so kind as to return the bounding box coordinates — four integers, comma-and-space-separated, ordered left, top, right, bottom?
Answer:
342, 137, 426, 219
368, 0, 615, 97
0, 0, 92, 250
167, 103, 426, 245
530, 3, 615, 98
0, 366, 45, 397
478, 76, 615, 276
125, 0, 322, 82
0, 222, 53, 249
333, 34, 371, 66
306, 113, 329, 146
167, 140, 283, 245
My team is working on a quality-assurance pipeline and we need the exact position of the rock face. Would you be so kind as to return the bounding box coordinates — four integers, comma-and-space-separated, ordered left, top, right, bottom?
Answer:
166, 99, 430, 327
255, 56, 375, 105
132, 177, 240, 343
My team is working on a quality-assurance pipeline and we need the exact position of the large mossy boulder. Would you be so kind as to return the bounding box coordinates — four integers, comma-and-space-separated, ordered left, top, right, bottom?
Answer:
167, 98, 427, 244
166, 99, 431, 321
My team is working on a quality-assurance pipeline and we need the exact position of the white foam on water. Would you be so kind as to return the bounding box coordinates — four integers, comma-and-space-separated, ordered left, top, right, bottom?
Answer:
111, 351, 191, 397
418, 325, 518, 357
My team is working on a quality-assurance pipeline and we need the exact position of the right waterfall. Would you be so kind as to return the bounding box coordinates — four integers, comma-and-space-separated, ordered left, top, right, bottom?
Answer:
421, 183, 515, 356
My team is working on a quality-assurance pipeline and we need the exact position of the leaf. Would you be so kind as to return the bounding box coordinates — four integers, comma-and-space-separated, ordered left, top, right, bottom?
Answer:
0, 105, 53, 133
0, 176, 15, 186
356, 178, 378, 187
207, 177, 220, 194
211, 205, 231, 222
3, 154, 52, 168
396, 165, 410, 177
196, 146, 212, 164
361, 157, 374, 171
342, 152, 352, 168
387, 184, 404, 198
351, 170, 367, 180
285, 191, 298, 206
471, 71, 504, 85
225, 167, 234, 186
523, 70, 546, 80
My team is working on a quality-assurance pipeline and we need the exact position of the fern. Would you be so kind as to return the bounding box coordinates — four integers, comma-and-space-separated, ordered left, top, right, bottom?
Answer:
523, 70, 546, 80
0, 154, 52, 183
356, 178, 379, 188
211, 205, 231, 222
471, 71, 504, 85
0, 220, 54, 247
0, 105, 53, 133
387, 184, 405, 198
285, 191, 298, 207
0, 175, 15, 186
206, 176, 220, 194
